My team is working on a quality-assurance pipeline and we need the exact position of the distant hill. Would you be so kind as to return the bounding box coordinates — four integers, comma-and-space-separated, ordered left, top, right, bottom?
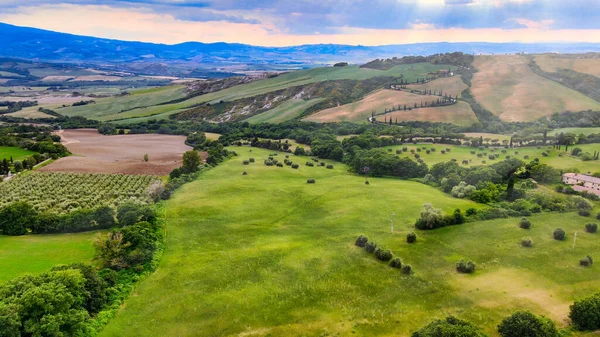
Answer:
3, 22, 600, 68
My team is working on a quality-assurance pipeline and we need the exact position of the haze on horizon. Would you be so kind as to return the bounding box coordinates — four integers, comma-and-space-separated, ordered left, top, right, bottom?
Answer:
0, 0, 598, 46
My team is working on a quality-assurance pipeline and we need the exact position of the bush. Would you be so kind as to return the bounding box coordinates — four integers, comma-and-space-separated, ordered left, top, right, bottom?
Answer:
456, 260, 476, 274
306, 161, 314, 167
374, 247, 393, 261
497, 310, 560, 337
307, 178, 315, 184
389, 257, 402, 268
585, 223, 598, 233
365, 241, 377, 253
291, 164, 299, 169
243, 160, 249, 165
355, 234, 368, 247
320, 162, 325, 166
580, 255, 593, 267
570, 293, 600, 330
401, 264, 413, 275
407, 232, 417, 243
521, 238, 533, 247
519, 218, 531, 229
553, 228, 566, 241
249, 158, 255, 163
466, 208, 477, 216
579, 209, 591, 217
242, 171, 248, 175
276, 162, 283, 167
326, 164, 334, 169
411, 316, 488, 337
597, 212, 600, 220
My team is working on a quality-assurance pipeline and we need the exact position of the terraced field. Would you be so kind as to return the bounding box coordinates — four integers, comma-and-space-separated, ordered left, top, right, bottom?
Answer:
472, 55, 600, 122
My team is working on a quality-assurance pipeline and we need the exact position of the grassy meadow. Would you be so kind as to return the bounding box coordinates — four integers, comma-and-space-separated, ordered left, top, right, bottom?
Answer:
99, 146, 600, 336
0, 231, 99, 283
246, 98, 325, 124
547, 127, 600, 136
0, 146, 37, 161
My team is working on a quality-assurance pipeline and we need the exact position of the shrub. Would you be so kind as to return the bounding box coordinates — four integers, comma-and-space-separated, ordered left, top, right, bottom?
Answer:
570, 292, 600, 330
365, 241, 377, 253
411, 316, 488, 337
407, 232, 417, 243
326, 164, 334, 169
389, 257, 402, 268
320, 162, 325, 166
243, 160, 249, 165
597, 212, 600, 220
374, 247, 393, 262
307, 179, 315, 184
580, 255, 593, 267
306, 161, 314, 167
519, 218, 531, 229
456, 260, 476, 274
242, 171, 248, 175
585, 223, 598, 233
497, 310, 560, 337
396, 149, 401, 154
291, 164, 299, 169
355, 234, 368, 247
276, 162, 283, 167
466, 208, 477, 216
401, 264, 413, 275
521, 238, 533, 247
249, 158, 255, 163
553, 228, 566, 241
579, 209, 591, 217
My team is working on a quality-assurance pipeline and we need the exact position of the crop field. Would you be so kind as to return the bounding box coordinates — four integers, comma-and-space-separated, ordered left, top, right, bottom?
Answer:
471, 55, 600, 122
304, 89, 475, 124
0, 172, 158, 213
246, 98, 325, 124
40, 129, 191, 175
535, 54, 600, 78
0, 146, 37, 161
547, 127, 600, 136
0, 231, 98, 283
100, 146, 599, 337
462, 132, 512, 142
386, 143, 600, 173
405, 75, 468, 97
374, 101, 477, 126
63, 63, 453, 123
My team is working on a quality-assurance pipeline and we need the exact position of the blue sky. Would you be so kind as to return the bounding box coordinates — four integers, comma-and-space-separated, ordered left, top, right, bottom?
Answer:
0, 0, 598, 45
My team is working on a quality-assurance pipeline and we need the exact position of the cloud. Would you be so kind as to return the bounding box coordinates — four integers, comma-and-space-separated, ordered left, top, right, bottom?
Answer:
510, 18, 554, 29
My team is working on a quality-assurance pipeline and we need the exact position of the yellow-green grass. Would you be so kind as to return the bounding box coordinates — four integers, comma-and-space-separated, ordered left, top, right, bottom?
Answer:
0, 231, 99, 283
246, 98, 325, 124
6, 106, 56, 119
462, 132, 512, 142
305, 89, 476, 125
0, 146, 36, 161
101, 147, 599, 336
385, 143, 600, 173
56, 85, 187, 120
535, 54, 600, 78
78, 63, 453, 122
547, 127, 600, 136
205, 132, 221, 140
405, 75, 468, 97
472, 55, 600, 122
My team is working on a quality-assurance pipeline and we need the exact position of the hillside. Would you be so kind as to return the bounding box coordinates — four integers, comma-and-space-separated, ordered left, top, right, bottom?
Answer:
471, 55, 600, 122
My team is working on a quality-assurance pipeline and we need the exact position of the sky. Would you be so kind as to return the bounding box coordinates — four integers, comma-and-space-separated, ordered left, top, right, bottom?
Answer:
0, 0, 599, 46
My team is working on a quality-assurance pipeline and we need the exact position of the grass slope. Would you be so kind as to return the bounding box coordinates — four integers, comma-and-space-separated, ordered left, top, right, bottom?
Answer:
246, 98, 325, 124
535, 54, 600, 78
100, 147, 600, 336
547, 127, 600, 136
405, 75, 468, 97
471, 55, 600, 122
0, 232, 98, 283
374, 101, 477, 126
0, 146, 36, 161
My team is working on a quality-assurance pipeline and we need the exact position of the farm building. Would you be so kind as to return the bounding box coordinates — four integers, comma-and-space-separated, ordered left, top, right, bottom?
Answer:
562, 173, 600, 195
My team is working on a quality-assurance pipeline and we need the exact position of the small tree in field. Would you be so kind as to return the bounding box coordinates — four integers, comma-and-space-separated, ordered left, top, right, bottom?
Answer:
182, 150, 201, 173
143, 154, 149, 162
497, 311, 559, 337
554, 228, 566, 241
407, 232, 417, 243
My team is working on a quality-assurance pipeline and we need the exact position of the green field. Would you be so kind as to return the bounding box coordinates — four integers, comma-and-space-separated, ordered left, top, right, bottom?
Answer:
64, 63, 452, 123
0, 146, 36, 161
386, 143, 600, 174
98, 147, 600, 336
548, 127, 600, 136
246, 98, 325, 124
0, 231, 99, 283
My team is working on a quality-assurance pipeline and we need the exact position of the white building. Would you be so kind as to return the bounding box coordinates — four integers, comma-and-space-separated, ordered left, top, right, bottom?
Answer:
562, 173, 600, 195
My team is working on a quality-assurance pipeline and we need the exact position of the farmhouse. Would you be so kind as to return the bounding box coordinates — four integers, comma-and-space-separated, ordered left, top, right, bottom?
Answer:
562, 173, 600, 195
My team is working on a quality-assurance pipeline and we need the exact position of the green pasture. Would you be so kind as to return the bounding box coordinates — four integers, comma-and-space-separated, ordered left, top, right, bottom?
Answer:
0, 146, 36, 161
0, 231, 99, 283
70, 63, 453, 122
386, 143, 600, 174
547, 127, 600, 136
246, 98, 325, 124
101, 146, 599, 336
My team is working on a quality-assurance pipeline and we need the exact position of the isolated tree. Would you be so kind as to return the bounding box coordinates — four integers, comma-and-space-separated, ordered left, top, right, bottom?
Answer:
182, 150, 201, 173
497, 311, 559, 337
143, 153, 149, 162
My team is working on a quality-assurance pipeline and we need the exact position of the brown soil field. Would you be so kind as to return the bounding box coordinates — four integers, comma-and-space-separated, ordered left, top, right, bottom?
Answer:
472, 55, 600, 122
374, 101, 477, 126
305, 89, 457, 123
535, 54, 600, 77
405, 76, 468, 97
40, 129, 194, 175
